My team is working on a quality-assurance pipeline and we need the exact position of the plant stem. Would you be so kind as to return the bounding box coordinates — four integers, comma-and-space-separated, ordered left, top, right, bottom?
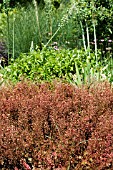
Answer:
80, 21, 86, 51
86, 21, 90, 57
43, 2, 76, 49
43, 26, 61, 49
13, 13, 15, 59
6, 8, 10, 64
93, 21, 97, 64
33, 0, 42, 45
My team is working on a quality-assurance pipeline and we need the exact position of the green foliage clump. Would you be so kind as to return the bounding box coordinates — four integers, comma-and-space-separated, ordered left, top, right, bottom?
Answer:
0, 48, 113, 85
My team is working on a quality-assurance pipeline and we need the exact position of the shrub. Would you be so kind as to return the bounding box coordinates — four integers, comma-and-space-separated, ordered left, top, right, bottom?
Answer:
0, 81, 113, 169
1, 48, 113, 85
84, 113, 113, 169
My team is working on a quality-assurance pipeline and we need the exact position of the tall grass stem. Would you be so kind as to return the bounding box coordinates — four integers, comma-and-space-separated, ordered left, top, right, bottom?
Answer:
80, 21, 86, 51
6, 9, 10, 64
33, 0, 42, 44
43, 2, 76, 49
12, 13, 15, 59
93, 22, 97, 63
86, 21, 90, 57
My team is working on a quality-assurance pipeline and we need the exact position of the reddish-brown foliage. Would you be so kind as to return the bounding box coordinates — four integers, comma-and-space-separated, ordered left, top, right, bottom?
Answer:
0, 81, 113, 169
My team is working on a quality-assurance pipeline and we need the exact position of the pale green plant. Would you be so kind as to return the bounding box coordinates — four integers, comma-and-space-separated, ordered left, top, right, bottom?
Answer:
43, 2, 76, 49
3, 0, 10, 63
12, 12, 15, 59
80, 21, 86, 51
33, 0, 42, 45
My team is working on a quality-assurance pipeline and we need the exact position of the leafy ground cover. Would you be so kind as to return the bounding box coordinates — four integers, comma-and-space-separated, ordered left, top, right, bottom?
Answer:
0, 48, 113, 86
0, 80, 113, 169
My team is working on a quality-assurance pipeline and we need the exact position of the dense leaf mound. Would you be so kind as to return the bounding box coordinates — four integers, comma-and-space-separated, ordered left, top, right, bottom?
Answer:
0, 81, 113, 169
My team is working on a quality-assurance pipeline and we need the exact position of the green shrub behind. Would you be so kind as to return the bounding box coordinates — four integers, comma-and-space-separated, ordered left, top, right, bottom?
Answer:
1, 48, 113, 85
